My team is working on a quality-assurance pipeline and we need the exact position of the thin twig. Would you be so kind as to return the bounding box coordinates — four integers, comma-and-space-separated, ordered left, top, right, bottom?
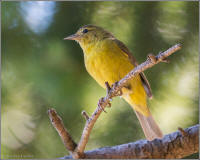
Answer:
48, 108, 77, 155
75, 44, 182, 156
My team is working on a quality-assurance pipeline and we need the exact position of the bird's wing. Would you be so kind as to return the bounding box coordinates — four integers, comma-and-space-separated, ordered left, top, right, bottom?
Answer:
112, 38, 153, 99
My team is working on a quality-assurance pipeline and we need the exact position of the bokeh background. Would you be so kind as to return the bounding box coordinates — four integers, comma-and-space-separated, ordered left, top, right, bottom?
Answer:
1, 1, 199, 159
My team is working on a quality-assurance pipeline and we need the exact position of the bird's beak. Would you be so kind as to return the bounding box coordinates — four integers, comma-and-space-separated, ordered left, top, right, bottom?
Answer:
64, 34, 80, 41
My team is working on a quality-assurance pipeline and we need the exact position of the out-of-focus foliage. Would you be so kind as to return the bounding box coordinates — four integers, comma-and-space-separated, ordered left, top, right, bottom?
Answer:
1, 1, 199, 159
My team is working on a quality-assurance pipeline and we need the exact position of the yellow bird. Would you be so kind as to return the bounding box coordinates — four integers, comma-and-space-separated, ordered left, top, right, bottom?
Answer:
64, 24, 163, 141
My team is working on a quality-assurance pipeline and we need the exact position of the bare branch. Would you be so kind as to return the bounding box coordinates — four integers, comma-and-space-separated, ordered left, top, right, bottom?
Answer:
75, 44, 182, 156
48, 108, 77, 154
63, 124, 199, 159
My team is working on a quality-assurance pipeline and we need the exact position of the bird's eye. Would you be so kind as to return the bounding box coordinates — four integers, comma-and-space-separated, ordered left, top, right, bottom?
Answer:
82, 29, 88, 34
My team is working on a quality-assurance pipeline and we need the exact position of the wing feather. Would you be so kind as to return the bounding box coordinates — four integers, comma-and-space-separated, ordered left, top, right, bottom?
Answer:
113, 38, 153, 99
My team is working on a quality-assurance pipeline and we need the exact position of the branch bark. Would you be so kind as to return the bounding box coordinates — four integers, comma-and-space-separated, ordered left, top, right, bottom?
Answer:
48, 44, 183, 159
62, 124, 199, 159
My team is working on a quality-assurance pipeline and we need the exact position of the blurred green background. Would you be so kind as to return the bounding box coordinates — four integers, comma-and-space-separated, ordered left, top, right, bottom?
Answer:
1, 1, 199, 159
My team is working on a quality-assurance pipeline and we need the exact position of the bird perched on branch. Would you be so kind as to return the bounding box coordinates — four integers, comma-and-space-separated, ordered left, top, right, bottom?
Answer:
64, 24, 163, 141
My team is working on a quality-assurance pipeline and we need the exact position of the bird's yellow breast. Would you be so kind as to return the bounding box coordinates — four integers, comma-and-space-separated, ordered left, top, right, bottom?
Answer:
82, 39, 148, 116
83, 39, 132, 88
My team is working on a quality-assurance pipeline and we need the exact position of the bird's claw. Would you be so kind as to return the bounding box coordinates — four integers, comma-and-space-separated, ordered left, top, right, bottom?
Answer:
117, 90, 123, 96
111, 81, 123, 96
111, 81, 119, 89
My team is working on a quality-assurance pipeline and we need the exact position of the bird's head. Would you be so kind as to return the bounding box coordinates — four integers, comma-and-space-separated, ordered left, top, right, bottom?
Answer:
64, 24, 113, 48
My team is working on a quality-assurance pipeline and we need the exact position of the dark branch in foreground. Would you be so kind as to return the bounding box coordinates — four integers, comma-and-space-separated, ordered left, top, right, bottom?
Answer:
48, 44, 182, 159
62, 124, 199, 159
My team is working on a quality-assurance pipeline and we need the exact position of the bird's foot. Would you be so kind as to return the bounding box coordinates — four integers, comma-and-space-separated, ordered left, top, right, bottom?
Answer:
112, 81, 123, 96
111, 81, 118, 89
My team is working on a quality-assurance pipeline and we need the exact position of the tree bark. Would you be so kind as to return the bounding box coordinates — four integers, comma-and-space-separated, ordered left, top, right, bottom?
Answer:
62, 124, 199, 159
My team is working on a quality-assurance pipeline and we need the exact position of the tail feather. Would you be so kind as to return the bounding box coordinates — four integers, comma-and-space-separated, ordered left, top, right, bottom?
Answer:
135, 110, 163, 141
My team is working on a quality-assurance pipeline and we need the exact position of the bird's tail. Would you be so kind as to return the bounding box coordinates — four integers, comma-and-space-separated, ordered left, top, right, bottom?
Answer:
134, 109, 163, 141
122, 85, 163, 141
